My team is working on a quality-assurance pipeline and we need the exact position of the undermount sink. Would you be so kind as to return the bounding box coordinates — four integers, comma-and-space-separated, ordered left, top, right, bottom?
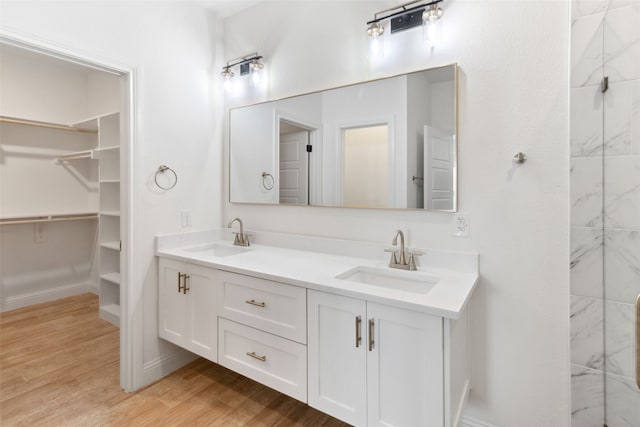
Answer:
184, 242, 251, 257
336, 266, 438, 294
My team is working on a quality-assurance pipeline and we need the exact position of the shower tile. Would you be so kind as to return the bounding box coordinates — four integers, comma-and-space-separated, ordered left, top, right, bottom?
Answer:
605, 229, 640, 303
571, 227, 604, 298
604, 301, 635, 377
571, 157, 604, 227
571, 364, 605, 427
572, 0, 609, 20
571, 295, 604, 369
605, 372, 640, 426
571, 12, 605, 88
571, 86, 603, 157
604, 4, 640, 83
604, 80, 640, 156
604, 156, 640, 229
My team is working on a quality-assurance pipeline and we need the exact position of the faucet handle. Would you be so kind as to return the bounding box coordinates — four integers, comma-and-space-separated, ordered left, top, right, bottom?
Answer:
384, 248, 399, 265
408, 251, 423, 271
232, 232, 251, 247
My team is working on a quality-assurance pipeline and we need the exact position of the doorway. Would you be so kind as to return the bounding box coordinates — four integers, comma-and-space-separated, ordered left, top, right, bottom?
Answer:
0, 36, 133, 390
279, 119, 314, 205
341, 124, 391, 208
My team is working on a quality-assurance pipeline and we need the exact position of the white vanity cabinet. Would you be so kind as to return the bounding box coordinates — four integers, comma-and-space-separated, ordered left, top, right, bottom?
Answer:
158, 258, 220, 362
308, 289, 469, 427
156, 237, 475, 427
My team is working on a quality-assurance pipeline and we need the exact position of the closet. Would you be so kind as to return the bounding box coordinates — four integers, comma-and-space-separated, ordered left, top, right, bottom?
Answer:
0, 43, 122, 327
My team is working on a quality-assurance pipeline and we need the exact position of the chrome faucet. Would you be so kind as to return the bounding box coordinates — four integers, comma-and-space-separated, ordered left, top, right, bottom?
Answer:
386, 230, 421, 270
228, 217, 250, 247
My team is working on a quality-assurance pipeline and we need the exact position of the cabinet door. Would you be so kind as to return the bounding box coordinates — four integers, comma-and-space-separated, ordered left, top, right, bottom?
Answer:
366, 302, 444, 427
308, 290, 367, 426
186, 263, 219, 362
158, 258, 187, 347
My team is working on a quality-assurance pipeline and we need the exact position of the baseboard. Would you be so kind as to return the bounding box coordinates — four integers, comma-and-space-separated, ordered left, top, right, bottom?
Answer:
86, 281, 99, 295
459, 415, 496, 427
1, 281, 95, 312
141, 348, 198, 389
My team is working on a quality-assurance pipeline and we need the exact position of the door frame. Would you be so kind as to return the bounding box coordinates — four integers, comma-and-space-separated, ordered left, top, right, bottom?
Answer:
274, 111, 321, 205
0, 30, 140, 392
335, 117, 395, 208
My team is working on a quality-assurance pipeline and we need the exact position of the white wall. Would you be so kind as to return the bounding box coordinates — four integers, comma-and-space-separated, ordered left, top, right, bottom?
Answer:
0, 0, 221, 388
223, 1, 570, 425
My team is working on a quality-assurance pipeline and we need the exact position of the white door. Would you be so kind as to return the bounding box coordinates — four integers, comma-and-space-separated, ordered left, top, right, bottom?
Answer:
308, 290, 367, 426
158, 258, 187, 347
186, 264, 219, 362
366, 302, 444, 427
424, 125, 454, 210
279, 131, 309, 205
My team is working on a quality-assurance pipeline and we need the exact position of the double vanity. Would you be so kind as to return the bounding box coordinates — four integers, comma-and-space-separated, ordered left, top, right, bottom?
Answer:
156, 226, 478, 427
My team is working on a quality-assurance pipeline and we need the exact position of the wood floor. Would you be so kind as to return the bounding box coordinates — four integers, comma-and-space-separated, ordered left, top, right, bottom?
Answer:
0, 293, 350, 426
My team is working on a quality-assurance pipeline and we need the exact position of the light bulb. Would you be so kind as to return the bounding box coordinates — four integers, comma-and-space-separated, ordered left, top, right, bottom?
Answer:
221, 68, 234, 92
367, 21, 384, 58
370, 36, 383, 57
422, 5, 443, 48
249, 59, 264, 87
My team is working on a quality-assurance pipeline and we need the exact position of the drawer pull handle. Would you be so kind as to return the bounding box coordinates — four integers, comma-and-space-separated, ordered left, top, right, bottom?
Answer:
368, 318, 375, 351
355, 315, 362, 348
183, 274, 190, 294
246, 351, 266, 362
245, 299, 266, 308
178, 272, 186, 293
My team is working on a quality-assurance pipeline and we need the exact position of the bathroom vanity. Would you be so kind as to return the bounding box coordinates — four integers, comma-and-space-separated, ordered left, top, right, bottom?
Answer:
156, 229, 478, 427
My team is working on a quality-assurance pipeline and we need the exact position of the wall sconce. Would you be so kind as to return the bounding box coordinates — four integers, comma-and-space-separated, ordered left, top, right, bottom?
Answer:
366, 0, 444, 56
221, 52, 265, 92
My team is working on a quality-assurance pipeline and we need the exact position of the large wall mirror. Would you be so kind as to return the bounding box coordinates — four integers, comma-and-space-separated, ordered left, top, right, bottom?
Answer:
229, 63, 458, 211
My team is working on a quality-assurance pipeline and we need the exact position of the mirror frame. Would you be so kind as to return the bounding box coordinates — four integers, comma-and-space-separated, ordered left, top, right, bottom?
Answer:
228, 63, 458, 212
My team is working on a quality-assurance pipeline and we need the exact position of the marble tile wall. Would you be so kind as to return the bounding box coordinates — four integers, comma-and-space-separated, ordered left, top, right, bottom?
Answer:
570, 0, 640, 426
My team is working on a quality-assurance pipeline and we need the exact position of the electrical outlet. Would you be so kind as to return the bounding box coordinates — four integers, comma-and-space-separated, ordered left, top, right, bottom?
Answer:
181, 210, 192, 228
453, 213, 470, 237
35, 223, 46, 243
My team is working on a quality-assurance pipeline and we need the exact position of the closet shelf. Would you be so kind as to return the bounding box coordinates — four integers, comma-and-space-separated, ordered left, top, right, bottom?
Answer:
0, 213, 98, 225
100, 211, 120, 217
100, 180, 120, 184
101, 241, 121, 251
72, 111, 119, 129
100, 272, 121, 285
0, 115, 98, 134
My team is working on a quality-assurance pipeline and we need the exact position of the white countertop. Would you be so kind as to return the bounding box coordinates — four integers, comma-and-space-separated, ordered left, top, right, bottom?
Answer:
156, 230, 479, 320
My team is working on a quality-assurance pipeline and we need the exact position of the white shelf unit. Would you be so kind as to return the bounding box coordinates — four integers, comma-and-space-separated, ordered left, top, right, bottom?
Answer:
97, 112, 121, 327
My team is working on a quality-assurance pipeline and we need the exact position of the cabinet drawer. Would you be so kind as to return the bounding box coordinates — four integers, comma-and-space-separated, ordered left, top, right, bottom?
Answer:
218, 318, 307, 403
219, 271, 306, 343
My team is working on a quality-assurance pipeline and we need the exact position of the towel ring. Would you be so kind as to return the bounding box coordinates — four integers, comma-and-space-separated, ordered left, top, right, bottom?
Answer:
155, 165, 178, 190
261, 172, 274, 190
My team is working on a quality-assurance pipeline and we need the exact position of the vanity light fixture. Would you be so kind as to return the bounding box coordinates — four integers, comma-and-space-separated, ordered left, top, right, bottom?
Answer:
366, 0, 444, 55
221, 52, 264, 91
422, 3, 444, 47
